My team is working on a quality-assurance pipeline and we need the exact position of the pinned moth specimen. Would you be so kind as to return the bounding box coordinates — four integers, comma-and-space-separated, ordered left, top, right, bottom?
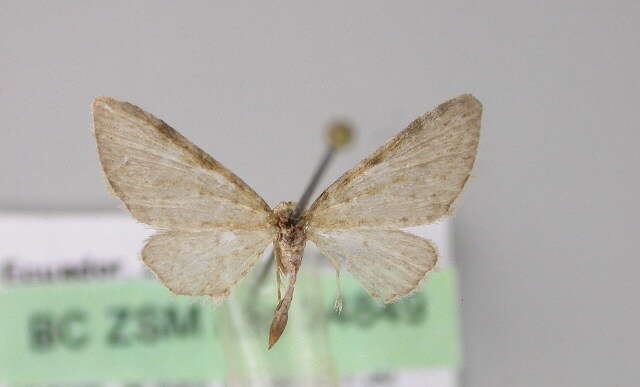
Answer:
91, 94, 482, 348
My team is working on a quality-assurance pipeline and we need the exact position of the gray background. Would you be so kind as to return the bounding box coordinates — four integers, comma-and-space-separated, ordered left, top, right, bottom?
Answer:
1, 1, 638, 386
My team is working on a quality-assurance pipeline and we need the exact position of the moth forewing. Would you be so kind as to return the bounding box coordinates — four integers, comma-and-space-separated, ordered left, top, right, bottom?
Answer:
305, 94, 481, 230
91, 96, 272, 232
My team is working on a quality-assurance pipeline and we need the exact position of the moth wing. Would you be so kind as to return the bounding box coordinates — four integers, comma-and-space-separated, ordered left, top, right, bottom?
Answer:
308, 229, 438, 303
92, 96, 272, 231
305, 94, 481, 229
143, 229, 273, 300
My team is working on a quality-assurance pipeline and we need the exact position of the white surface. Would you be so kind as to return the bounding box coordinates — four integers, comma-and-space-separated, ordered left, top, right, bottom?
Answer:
0, 214, 152, 286
1, 2, 639, 386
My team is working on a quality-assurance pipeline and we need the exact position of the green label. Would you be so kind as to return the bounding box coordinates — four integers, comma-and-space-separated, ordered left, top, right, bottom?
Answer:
0, 270, 459, 384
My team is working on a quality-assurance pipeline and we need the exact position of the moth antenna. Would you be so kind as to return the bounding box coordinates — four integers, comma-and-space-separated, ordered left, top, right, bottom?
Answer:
275, 246, 286, 302
334, 269, 343, 314
276, 266, 282, 302
318, 249, 344, 314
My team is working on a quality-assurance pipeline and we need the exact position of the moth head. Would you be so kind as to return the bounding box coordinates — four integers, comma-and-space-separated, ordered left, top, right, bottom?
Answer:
272, 201, 297, 226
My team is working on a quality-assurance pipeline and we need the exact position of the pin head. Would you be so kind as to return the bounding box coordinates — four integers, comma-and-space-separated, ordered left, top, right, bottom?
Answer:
327, 121, 354, 149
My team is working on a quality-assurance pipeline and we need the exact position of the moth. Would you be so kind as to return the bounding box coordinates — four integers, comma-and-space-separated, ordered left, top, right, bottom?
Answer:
91, 94, 482, 348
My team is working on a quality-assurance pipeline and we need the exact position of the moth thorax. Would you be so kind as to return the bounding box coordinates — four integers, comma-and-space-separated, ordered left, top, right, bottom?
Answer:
273, 201, 307, 271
